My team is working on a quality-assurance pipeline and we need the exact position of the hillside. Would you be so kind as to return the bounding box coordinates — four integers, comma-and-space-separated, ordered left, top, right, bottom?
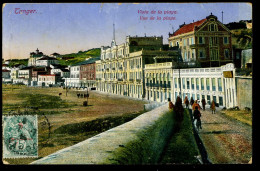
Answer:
5, 59, 28, 67
231, 28, 252, 49
57, 48, 101, 66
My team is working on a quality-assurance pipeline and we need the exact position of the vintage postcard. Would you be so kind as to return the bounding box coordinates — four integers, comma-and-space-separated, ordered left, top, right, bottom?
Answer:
2, 2, 252, 165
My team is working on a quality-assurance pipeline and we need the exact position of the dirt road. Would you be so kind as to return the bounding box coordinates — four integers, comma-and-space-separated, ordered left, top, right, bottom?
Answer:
198, 107, 252, 164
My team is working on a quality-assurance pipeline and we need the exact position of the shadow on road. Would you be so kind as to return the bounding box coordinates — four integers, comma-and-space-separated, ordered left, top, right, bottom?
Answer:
200, 130, 240, 135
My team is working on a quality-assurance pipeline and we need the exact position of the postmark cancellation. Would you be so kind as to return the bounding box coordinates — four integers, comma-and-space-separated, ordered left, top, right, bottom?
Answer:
3, 115, 38, 158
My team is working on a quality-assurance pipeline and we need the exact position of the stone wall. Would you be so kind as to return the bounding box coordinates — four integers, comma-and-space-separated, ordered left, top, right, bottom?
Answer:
31, 104, 174, 164
236, 76, 252, 109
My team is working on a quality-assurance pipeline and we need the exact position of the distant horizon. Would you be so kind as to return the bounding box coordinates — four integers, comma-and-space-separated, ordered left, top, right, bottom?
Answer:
3, 3, 252, 60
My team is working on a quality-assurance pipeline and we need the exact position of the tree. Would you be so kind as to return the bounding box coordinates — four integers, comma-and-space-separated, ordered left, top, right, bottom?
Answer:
236, 30, 252, 49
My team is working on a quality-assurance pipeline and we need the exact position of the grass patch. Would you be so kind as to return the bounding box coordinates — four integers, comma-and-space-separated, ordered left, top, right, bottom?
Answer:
53, 111, 145, 135
17, 93, 75, 109
220, 110, 252, 126
159, 109, 200, 164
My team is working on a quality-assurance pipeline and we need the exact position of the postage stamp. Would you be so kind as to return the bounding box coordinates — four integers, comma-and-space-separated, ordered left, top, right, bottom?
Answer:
3, 115, 38, 158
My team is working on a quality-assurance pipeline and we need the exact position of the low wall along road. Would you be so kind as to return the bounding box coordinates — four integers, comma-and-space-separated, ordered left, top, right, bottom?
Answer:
31, 104, 174, 164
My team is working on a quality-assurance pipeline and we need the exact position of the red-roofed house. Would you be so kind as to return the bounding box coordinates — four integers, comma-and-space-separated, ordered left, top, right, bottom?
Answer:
168, 14, 233, 67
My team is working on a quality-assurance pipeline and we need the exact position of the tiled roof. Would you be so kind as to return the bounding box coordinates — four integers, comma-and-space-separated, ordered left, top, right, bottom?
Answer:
2, 69, 10, 72
71, 57, 100, 66
38, 56, 57, 60
171, 18, 207, 37
38, 74, 56, 76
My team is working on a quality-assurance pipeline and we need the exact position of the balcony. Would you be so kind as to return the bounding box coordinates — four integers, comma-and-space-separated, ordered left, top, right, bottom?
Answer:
136, 79, 142, 82
189, 44, 196, 49
129, 79, 134, 82
118, 78, 123, 81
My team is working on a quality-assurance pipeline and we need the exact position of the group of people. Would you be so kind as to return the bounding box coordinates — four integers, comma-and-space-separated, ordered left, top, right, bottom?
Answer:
169, 96, 217, 131
183, 96, 216, 114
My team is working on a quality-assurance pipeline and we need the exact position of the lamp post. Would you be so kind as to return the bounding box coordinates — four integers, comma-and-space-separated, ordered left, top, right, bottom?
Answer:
177, 47, 182, 99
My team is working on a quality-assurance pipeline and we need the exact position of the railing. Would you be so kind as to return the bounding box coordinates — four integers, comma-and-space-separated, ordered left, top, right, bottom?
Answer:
146, 83, 171, 89
145, 62, 172, 69
136, 79, 142, 82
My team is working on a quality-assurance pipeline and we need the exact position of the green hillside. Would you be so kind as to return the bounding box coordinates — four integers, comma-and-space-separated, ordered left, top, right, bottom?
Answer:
6, 59, 28, 67
57, 48, 101, 66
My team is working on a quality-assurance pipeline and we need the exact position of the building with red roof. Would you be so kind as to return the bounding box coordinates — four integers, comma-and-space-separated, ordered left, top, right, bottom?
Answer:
168, 13, 233, 67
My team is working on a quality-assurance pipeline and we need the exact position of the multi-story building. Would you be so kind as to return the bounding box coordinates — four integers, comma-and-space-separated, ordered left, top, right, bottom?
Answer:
28, 48, 44, 66
36, 56, 59, 67
168, 13, 233, 67
2, 69, 11, 83
13, 66, 33, 85
79, 58, 100, 88
64, 65, 80, 88
31, 67, 51, 86
144, 61, 173, 102
96, 35, 178, 99
38, 74, 58, 87
172, 63, 237, 108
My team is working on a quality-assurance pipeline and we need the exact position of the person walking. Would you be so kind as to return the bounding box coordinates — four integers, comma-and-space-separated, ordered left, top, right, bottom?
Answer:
168, 98, 174, 110
192, 100, 201, 111
190, 97, 194, 107
210, 100, 216, 114
174, 96, 184, 132
184, 96, 189, 109
201, 98, 206, 111
193, 106, 202, 130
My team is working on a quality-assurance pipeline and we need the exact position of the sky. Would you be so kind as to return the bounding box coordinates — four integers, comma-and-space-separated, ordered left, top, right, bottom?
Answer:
2, 3, 252, 60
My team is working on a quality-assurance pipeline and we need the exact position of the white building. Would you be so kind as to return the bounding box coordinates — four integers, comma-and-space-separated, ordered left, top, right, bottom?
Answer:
51, 68, 70, 78
36, 56, 59, 67
64, 65, 80, 87
172, 63, 237, 108
2, 69, 11, 83
144, 62, 173, 103
13, 67, 32, 85
38, 74, 57, 87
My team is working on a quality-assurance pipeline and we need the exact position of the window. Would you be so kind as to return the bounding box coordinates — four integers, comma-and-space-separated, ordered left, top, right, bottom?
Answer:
191, 78, 194, 90
183, 39, 186, 46
224, 37, 229, 44
209, 24, 218, 31
197, 94, 200, 101
201, 78, 204, 90
206, 78, 210, 90
224, 49, 230, 58
186, 78, 190, 89
218, 78, 222, 91
184, 51, 187, 61
199, 49, 205, 58
207, 95, 211, 104
198, 37, 204, 44
210, 37, 218, 46
191, 37, 194, 44
196, 78, 199, 90
212, 78, 216, 91
175, 78, 177, 88
182, 78, 185, 89
219, 96, 223, 106
192, 49, 195, 59
210, 49, 219, 60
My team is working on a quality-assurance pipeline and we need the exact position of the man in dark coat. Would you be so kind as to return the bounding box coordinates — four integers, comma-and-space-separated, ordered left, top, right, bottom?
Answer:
190, 97, 194, 107
201, 98, 206, 111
